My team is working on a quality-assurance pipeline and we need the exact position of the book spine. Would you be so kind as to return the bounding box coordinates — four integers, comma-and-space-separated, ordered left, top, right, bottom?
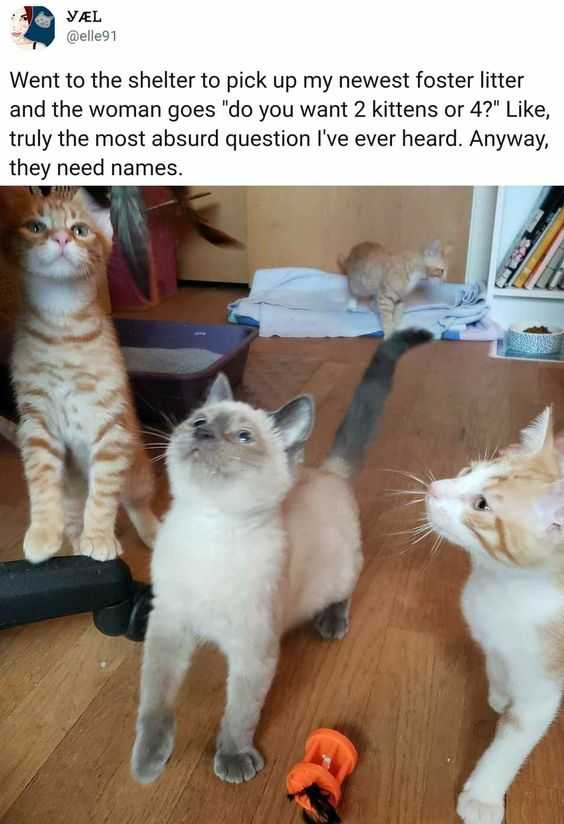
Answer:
495, 205, 544, 287
536, 243, 564, 289
548, 263, 564, 289
511, 209, 564, 288
506, 213, 557, 287
524, 227, 564, 289
495, 187, 564, 288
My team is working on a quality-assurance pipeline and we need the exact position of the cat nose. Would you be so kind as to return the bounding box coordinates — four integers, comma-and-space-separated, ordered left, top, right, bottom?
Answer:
193, 425, 215, 442
53, 231, 70, 248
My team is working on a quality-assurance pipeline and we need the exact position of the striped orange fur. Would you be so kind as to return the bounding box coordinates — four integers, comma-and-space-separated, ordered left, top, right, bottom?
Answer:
0, 186, 159, 562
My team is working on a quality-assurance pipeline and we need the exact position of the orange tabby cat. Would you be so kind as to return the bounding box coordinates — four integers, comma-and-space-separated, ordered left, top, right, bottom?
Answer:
0, 186, 158, 562
338, 240, 451, 337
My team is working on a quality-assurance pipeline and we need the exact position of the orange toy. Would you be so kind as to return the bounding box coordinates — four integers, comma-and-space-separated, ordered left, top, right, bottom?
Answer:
287, 729, 358, 824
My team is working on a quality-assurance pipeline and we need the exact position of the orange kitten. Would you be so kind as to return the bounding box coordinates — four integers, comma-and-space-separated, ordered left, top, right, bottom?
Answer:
338, 240, 451, 337
0, 186, 158, 562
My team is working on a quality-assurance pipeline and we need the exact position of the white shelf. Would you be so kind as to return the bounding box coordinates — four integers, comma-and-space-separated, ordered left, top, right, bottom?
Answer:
481, 187, 564, 328
493, 287, 564, 300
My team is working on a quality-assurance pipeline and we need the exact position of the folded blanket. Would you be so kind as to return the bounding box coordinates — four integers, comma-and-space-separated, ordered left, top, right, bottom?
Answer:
228, 268, 499, 340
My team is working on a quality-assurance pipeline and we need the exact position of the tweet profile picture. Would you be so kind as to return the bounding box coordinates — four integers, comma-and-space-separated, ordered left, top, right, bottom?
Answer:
10, 6, 55, 50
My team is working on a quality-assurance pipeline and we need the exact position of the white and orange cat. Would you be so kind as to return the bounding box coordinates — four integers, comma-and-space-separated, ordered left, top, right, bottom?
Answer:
0, 186, 158, 562
338, 240, 451, 337
426, 408, 564, 824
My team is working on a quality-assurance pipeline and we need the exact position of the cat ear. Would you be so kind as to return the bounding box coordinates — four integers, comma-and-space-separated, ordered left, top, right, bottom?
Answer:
555, 432, 564, 475
207, 372, 233, 403
424, 239, 442, 257
270, 395, 315, 450
76, 189, 113, 242
534, 479, 564, 533
520, 406, 554, 454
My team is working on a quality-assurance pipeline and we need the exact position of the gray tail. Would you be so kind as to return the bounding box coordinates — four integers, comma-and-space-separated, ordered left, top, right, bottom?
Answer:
0, 416, 17, 445
323, 329, 432, 478
110, 187, 152, 300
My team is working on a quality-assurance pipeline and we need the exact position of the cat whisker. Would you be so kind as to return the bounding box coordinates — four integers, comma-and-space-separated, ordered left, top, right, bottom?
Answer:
408, 528, 434, 545
378, 468, 428, 488
377, 543, 419, 561
420, 534, 443, 571
388, 523, 431, 537
150, 453, 168, 464
142, 426, 170, 439
160, 410, 180, 432
385, 489, 426, 497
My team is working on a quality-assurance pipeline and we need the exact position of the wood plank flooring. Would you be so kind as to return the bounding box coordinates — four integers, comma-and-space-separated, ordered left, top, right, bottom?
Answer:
1, 286, 563, 823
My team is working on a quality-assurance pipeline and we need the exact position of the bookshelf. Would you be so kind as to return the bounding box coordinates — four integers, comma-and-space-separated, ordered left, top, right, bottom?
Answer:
481, 187, 564, 328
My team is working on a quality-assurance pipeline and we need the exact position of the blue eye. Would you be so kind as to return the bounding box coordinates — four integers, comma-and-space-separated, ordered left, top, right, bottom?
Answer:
238, 430, 253, 443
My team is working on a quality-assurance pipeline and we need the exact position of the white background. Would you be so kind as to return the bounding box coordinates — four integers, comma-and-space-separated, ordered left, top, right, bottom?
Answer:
1, 0, 562, 184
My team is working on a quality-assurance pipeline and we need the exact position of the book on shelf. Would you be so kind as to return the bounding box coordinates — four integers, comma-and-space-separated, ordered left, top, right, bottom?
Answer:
548, 260, 564, 289
536, 240, 564, 289
495, 186, 564, 288
510, 208, 564, 288
524, 226, 564, 289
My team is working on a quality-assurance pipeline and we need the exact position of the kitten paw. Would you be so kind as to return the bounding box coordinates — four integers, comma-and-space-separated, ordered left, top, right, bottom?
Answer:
457, 789, 504, 824
488, 690, 509, 714
213, 747, 265, 784
79, 532, 122, 562
346, 297, 359, 312
23, 524, 63, 563
313, 601, 349, 640
131, 713, 176, 785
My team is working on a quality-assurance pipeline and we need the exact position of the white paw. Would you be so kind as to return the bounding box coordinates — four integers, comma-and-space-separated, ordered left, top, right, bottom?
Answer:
213, 747, 265, 784
346, 297, 359, 312
23, 524, 64, 563
457, 788, 504, 824
79, 532, 122, 562
488, 690, 509, 714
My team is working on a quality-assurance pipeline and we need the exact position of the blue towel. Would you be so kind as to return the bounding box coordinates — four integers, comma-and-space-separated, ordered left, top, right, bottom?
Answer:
228, 268, 492, 339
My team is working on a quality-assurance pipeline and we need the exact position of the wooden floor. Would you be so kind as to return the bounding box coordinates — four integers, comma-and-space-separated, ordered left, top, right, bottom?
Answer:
1, 286, 564, 823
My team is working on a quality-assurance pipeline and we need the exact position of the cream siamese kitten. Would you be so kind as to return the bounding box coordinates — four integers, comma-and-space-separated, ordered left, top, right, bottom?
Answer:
131, 329, 431, 785
426, 408, 564, 824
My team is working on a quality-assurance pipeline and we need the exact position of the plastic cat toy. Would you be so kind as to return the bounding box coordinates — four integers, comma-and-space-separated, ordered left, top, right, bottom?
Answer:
287, 729, 358, 824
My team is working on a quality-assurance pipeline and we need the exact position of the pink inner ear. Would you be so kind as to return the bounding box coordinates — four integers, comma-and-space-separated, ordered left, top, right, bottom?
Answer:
536, 479, 564, 529
554, 506, 564, 528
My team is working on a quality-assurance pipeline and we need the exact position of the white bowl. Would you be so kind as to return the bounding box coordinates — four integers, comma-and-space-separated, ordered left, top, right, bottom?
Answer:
507, 322, 564, 356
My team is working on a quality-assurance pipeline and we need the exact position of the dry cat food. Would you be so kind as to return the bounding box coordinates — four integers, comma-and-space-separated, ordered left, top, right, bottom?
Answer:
523, 325, 550, 334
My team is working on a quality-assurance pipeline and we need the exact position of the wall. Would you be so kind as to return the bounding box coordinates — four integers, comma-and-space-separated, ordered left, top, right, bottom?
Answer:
178, 186, 473, 284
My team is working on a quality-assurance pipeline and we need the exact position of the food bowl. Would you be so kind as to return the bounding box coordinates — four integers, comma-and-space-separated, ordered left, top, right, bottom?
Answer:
507, 322, 564, 357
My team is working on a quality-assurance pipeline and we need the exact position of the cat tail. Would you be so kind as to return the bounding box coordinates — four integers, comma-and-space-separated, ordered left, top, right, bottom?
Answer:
109, 187, 152, 301
322, 329, 432, 479
0, 416, 17, 445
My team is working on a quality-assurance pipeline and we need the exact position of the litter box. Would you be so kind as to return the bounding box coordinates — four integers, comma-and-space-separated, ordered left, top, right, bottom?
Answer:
0, 319, 257, 424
